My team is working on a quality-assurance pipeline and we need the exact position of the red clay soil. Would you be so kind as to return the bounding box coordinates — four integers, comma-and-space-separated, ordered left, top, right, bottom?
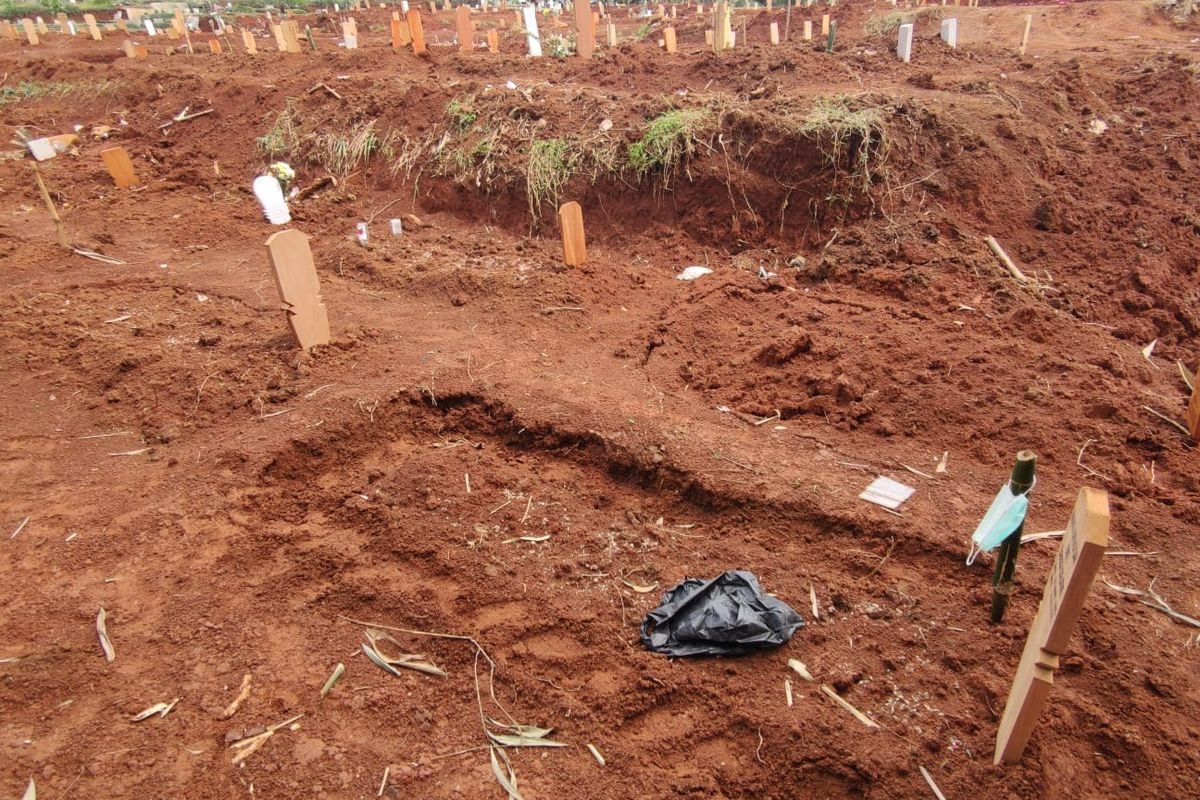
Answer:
2, 1, 1199, 798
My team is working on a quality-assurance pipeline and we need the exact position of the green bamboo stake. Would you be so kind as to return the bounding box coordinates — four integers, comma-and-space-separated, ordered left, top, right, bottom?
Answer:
989, 450, 1036, 624
825, 20, 835, 53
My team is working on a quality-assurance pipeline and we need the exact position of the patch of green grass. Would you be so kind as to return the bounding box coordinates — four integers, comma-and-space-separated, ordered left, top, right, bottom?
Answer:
863, 7, 942, 37
627, 108, 711, 185
797, 95, 890, 195
0, 79, 116, 107
526, 138, 577, 218
446, 96, 479, 132
634, 21, 652, 40
256, 100, 301, 159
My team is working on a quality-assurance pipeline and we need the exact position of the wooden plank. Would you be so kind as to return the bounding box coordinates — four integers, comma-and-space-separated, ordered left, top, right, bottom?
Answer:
243, 29, 258, 53
265, 230, 331, 351
1187, 371, 1200, 442
391, 17, 410, 47
281, 20, 303, 53
21, 18, 39, 45
607, 21, 616, 47
663, 26, 676, 53
558, 201, 586, 267
100, 146, 140, 188
342, 20, 358, 48
272, 23, 287, 51
994, 487, 1109, 765
407, 9, 426, 54
1018, 13, 1032, 56
209, 38, 222, 54
455, 5, 473, 53
487, 28, 499, 53
573, 0, 594, 57
769, 21, 779, 44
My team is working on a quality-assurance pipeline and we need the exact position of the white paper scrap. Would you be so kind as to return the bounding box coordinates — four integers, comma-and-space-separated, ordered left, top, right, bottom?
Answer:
859, 476, 915, 510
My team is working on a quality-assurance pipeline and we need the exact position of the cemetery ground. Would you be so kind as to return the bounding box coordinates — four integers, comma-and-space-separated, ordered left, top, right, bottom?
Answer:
2, 0, 1200, 797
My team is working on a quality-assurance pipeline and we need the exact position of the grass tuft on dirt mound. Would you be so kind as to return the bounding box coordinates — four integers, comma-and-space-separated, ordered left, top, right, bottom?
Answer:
797, 95, 890, 196
863, 7, 942, 36
256, 100, 301, 159
446, 96, 479, 132
314, 120, 396, 177
0, 79, 117, 107
526, 138, 578, 217
1151, 0, 1198, 22
628, 108, 712, 186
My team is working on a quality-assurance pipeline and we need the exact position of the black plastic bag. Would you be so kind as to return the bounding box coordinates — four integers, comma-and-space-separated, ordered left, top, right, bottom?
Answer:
640, 570, 804, 657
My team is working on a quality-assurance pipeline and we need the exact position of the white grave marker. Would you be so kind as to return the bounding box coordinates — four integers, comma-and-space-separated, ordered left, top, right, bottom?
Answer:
940, 17, 956, 47
144, 18, 157, 35
522, 4, 542, 56
896, 21, 912, 62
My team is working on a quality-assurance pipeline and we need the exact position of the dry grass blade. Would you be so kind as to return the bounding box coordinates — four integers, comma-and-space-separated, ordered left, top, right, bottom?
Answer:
22, 778, 35, 800
819, 684, 879, 729
72, 248, 126, 265
321, 663, 345, 697
486, 718, 567, 748
132, 699, 177, 721
365, 630, 448, 676
501, 534, 551, 544
586, 743, 605, 766
361, 642, 403, 676
96, 608, 115, 662
621, 578, 658, 593
1104, 579, 1200, 628
221, 673, 252, 719
9, 515, 29, 540
920, 765, 948, 800
1142, 405, 1190, 435
489, 745, 524, 800
785, 679, 794, 707
229, 713, 303, 765
1177, 360, 1195, 392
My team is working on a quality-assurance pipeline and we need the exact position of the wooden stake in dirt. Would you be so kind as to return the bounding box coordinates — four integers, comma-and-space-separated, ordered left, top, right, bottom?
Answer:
408, 9, 427, 54
825, 19, 835, 52
522, 4, 541, 56
573, 0, 595, 57
20, 18, 39, 45
712, 2, 729, 52
803, 19, 812, 40
558, 201, 586, 266
487, 29, 499, 53
990, 450, 1036, 624
342, 20, 358, 48
31, 163, 70, 249
994, 487, 1109, 764
265, 229, 332, 351
663, 25, 676, 52
455, 5, 473, 53
1186, 368, 1200, 442
769, 21, 779, 44
281, 20, 303, 53
391, 16, 410, 47
243, 29, 258, 53
100, 146, 140, 188
1018, 13, 1032, 56
209, 38, 222, 53
820, 12, 829, 35
272, 22, 287, 51
607, 20, 617, 47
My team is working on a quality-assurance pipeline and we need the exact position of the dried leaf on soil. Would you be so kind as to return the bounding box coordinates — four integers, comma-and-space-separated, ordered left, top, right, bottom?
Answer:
132, 699, 178, 721
621, 578, 659, 593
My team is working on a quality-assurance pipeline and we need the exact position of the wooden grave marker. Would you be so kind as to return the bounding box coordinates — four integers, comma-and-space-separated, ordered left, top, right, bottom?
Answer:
100, 146, 140, 188
940, 16, 957, 47
607, 20, 616, 46
343, 20, 359, 47
117, 18, 128, 32
265, 230, 331, 351
55, 12, 68, 32
994, 487, 1109, 764
820, 13, 829, 34
391, 16, 411, 47
487, 28, 499, 52
281, 20, 303, 53
896, 21, 912, 61
769, 20, 779, 44
407, 9, 426, 54
36, 17, 49, 35
1186, 367, 1200, 442
803, 18, 812, 39
243, 29, 258, 53
522, 5, 541, 56
209, 37, 222, 53
1, 21, 17, 40
558, 201, 586, 266
573, 0, 594, 57
456, 5, 473, 52
1018, 13, 1032, 56
21, 18, 39, 45
704, 28, 713, 46
663, 25, 676, 52
272, 23, 287, 50
711, 2, 728, 52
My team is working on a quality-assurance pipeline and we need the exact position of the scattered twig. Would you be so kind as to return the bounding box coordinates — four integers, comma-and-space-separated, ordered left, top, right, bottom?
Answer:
585, 743, 605, 766
9, 516, 29, 540
295, 175, 336, 202
784, 679, 794, 707
809, 584, 819, 620
73, 248, 126, 265
1104, 579, 1200, 628
899, 463, 933, 480
753, 409, 781, 426
1142, 405, 1189, 436
819, 685, 878, 728
465, 473, 472, 494
1021, 530, 1064, 544
306, 82, 343, 100
520, 495, 533, 524
755, 729, 765, 764
1076, 439, 1111, 482
865, 537, 897, 579
1107, 551, 1159, 557
787, 659, 814, 682
489, 498, 513, 515
220, 673, 252, 719
228, 713, 304, 765
984, 235, 1030, 284
259, 408, 292, 419
108, 448, 151, 457
540, 306, 584, 314
31, 163, 69, 250
78, 431, 133, 439
377, 766, 389, 796
321, 663, 345, 697
920, 765, 948, 800
158, 107, 214, 130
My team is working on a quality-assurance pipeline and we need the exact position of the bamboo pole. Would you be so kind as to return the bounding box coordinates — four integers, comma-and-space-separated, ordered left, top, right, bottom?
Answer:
990, 450, 1036, 624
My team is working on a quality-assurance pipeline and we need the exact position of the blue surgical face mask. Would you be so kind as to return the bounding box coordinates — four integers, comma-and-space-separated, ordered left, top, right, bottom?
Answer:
966, 479, 1033, 566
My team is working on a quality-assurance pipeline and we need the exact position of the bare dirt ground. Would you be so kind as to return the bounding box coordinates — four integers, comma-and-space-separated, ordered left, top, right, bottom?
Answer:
1, 1, 1199, 797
